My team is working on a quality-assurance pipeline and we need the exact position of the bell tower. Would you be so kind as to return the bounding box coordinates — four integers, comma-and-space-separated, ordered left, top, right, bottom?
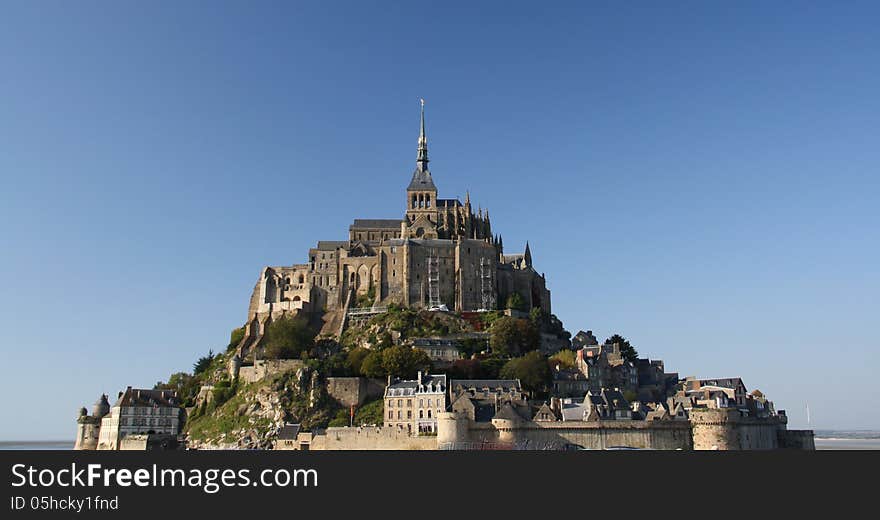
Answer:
405, 99, 439, 239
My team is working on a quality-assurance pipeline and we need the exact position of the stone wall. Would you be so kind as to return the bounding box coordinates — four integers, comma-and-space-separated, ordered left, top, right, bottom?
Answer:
435, 409, 808, 450
118, 434, 179, 451
307, 427, 438, 450
689, 408, 789, 450
326, 377, 385, 407
436, 413, 693, 450
238, 359, 304, 384
779, 429, 816, 450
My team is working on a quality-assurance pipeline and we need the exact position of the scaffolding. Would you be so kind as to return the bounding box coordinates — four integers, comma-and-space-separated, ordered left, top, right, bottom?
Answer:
478, 257, 496, 311
427, 248, 442, 309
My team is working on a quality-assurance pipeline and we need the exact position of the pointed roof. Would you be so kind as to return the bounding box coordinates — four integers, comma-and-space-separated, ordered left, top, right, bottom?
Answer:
408, 99, 436, 191
417, 98, 428, 168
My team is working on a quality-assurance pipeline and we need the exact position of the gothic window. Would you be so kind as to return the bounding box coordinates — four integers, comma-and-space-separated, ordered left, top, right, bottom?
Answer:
426, 195, 431, 208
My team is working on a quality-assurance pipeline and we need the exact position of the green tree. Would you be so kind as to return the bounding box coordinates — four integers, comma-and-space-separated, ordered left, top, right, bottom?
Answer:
381, 345, 431, 379
353, 398, 384, 426
347, 347, 371, 376
360, 351, 386, 378
505, 292, 527, 311
604, 334, 639, 363
263, 316, 316, 359
500, 351, 551, 394
549, 349, 577, 370
155, 372, 201, 407
489, 317, 540, 357
357, 346, 432, 379
193, 350, 214, 375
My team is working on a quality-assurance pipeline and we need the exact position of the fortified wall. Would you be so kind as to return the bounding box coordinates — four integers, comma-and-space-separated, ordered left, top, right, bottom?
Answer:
325, 377, 386, 407
291, 409, 813, 450
436, 412, 693, 450
689, 408, 815, 450
303, 426, 437, 451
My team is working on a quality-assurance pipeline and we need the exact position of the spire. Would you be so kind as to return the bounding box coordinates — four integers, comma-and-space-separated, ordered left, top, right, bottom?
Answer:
524, 241, 532, 268
417, 98, 429, 171
465, 190, 471, 207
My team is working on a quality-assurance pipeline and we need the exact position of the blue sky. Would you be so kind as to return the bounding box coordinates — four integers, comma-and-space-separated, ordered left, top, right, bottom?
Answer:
1, 1, 877, 440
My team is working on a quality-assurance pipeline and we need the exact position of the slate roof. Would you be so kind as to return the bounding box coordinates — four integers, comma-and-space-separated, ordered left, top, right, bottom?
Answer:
386, 374, 447, 397
113, 388, 179, 408
407, 168, 437, 191
560, 399, 591, 421
698, 378, 745, 391
411, 338, 460, 348
451, 379, 522, 393
553, 369, 587, 381
350, 219, 404, 229
315, 241, 348, 250
277, 424, 301, 440
436, 198, 462, 208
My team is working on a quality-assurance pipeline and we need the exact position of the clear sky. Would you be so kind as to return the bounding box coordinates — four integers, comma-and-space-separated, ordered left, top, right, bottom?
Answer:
1, 1, 877, 440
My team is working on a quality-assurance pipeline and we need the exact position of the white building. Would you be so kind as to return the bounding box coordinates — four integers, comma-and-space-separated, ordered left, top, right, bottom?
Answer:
97, 387, 182, 450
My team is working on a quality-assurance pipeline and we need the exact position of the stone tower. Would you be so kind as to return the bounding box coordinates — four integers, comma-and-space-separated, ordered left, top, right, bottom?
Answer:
74, 394, 110, 450
404, 99, 439, 239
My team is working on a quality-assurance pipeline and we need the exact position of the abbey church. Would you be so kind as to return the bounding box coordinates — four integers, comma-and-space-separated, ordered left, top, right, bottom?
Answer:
239, 103, 551, 351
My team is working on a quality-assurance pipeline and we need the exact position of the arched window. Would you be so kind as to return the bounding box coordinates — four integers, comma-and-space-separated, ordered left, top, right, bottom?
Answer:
427, 410, 432, 418
419, 410, 424, 419
298, 274, 304, 284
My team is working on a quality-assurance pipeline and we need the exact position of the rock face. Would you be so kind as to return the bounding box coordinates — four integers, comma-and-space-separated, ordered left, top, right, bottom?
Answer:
185, 366, 338, 450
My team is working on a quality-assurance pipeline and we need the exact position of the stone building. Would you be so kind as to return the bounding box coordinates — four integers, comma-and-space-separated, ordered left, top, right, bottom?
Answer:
384, 372, 447, 434
87, 387, 183, 450
74, 394, 110, 450
408, 337, 462, 365
235, 102, 551, 358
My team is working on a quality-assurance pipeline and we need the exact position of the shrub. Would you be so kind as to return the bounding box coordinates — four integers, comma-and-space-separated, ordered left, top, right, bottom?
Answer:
263, 316, 316, 359
489, 317, 539, 357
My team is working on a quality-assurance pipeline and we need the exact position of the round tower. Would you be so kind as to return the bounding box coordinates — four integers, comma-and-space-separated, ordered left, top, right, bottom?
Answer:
92, 394, 110, 419
690, 408, 740, 450
437, 411, 468, 447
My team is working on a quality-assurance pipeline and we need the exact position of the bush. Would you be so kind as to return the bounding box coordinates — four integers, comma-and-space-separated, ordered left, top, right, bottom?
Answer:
549, 349, 577, 370
489, 317, 539, 357
263, 316, 316, 359
360, 346, 432, 379
193, 350, 214, 375
228, 327, 245, 351
505, 293, 527, 311
500, 351, 551, 395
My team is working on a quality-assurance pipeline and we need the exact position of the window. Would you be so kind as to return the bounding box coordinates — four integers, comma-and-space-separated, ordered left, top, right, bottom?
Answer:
407, 411, 412, 419
397, 399, 402, 407
419, 410, 424, 418
419, 399, 423, 407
